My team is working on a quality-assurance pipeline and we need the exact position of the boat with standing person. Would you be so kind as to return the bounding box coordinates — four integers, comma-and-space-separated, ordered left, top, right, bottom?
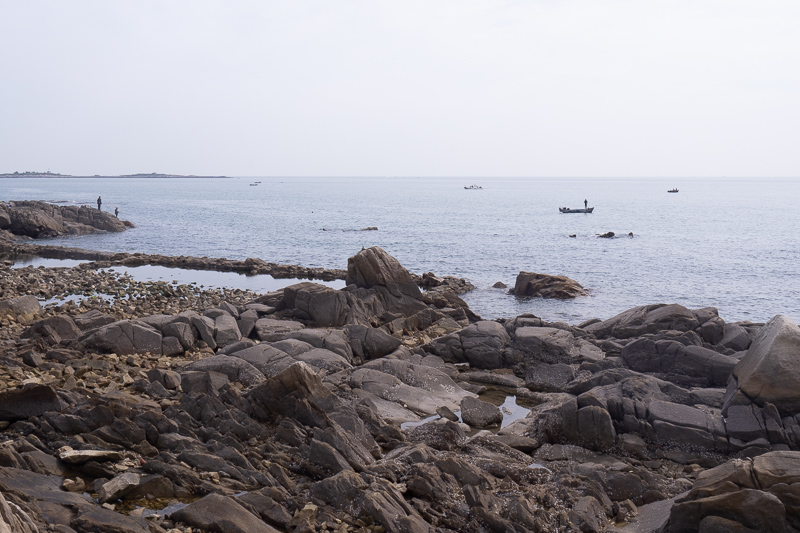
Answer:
668, 188, 679, 193
559, 207, 594, 213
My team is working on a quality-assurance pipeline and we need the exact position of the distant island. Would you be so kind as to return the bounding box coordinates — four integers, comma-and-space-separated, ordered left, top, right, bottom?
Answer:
1, 171, 230, 178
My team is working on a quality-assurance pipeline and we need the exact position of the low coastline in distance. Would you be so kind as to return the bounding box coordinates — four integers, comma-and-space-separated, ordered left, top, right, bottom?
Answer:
0, 171, 230, 179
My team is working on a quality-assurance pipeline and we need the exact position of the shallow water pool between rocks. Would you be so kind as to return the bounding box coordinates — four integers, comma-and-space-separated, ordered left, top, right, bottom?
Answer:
7, 256, 346, 294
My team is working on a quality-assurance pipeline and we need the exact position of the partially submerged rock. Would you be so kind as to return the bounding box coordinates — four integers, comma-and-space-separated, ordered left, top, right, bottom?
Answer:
1, 200, 131, 238
509, 271, 588, 299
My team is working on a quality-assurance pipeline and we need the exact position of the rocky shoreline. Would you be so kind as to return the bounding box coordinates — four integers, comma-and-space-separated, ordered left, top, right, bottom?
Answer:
2, 235, 800, 531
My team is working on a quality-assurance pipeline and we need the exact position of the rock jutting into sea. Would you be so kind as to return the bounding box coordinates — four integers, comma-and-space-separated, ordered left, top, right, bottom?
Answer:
2, 244, 800, 532
0, 200, 133, 239
509, 271, 588, 299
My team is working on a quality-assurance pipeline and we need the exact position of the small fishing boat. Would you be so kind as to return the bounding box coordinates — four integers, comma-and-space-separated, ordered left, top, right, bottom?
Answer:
464, 185, 482, 189
559, 207, 594, 213
668, 188, 679, 193
249, 183, 259, 186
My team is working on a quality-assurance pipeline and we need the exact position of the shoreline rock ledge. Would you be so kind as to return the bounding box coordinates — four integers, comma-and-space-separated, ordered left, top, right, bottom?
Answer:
3, 245, 800, 533
0, 200, 133, 239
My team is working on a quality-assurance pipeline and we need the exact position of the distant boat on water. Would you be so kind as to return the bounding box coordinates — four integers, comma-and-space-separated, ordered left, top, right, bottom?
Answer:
464, 185, 482, 189
250, 183, 259, 186
668, 188, 679, 193
559, 207, 594, 213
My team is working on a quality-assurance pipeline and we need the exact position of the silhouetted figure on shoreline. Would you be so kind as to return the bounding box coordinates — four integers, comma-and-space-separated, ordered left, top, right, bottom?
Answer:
114, 206, 119, 218
97, 196, 102, 210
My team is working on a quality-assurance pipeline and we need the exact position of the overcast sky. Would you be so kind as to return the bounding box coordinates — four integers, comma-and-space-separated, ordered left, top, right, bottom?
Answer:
1, 1, 798, 177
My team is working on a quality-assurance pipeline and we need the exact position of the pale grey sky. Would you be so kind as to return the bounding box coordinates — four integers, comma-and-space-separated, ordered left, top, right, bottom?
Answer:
1, 1, 798, 177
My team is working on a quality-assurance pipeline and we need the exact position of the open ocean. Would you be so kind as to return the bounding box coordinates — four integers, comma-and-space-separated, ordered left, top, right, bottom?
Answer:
2, 176, 799, 325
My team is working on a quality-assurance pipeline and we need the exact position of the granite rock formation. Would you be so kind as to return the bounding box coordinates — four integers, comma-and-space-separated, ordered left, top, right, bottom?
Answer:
1, 246, 799, 533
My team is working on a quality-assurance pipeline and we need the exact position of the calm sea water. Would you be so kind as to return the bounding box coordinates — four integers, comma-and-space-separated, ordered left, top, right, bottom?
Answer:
2, 177, 799, 325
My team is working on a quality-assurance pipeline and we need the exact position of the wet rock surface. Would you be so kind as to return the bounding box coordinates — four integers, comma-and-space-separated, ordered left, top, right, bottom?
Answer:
0, 245, 796, 533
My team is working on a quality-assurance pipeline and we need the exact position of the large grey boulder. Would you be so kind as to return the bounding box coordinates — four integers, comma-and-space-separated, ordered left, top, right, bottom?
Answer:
311, 470, 430, 533
247, 363, 377, 466
7, 205, 63, 237
77, 320, 162, 356
214, 313, 242, 348
723, 315, 800, 417
646, 400, 728, 452
296, 348, 352, 375
346, 246, 421, 300
229, 344, 296, 378
553, 398, 617, 451
425, 321, 510, 369
254, 318, 304, 342
5, 201, 128, 238
528, 373, 731, 453
343, 324, 401, 361
179, 371, 230, 396
190, 314, 217, 349
291, 328, 354, 360
460, 397, 503, 428
25, 315, 81, 344
622, 338, 737, 387
667, 451, 800, 532
0, 295, 41, 322
514, 326, 603, 364
183, 355, 265, 388
524, 361, 576, 392
721, 323, 754, 351
283, 282, 350, 327
171, 493, 281, 533
351, 369, 439, 417
509, 271, 587, 299
584, 304, 700, 339
0, 384, 66, 421
352, 358, 475, 416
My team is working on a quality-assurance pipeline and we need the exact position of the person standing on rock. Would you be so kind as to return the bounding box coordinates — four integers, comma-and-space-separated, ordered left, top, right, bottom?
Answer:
97, 196, 102, 210
114, 206, 119, 218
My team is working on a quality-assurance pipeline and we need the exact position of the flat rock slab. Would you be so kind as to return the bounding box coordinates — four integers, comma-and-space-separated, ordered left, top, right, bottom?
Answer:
58, 449, 124, 465
184, 355, 265, 388
255, 318, 304, 342
171, 493, 281, 533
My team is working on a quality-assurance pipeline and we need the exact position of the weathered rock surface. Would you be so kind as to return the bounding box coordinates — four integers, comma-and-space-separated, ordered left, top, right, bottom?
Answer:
509, 271, 588, 299
666, 451, 800, 532
346, 245, 422, 300
3, 244, 800, 533
171, 493, 281, 533
3, 200, 131, 238
723, 315, 800, 416
585, 303, 701, 339
76, 319, 163, 355
460, 396, 503, 428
